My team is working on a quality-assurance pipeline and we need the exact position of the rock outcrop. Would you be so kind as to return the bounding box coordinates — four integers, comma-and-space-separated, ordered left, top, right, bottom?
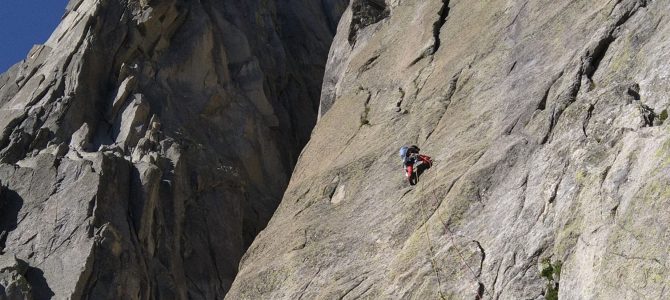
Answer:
0, 0, 345, 298
229, 0, 670, 299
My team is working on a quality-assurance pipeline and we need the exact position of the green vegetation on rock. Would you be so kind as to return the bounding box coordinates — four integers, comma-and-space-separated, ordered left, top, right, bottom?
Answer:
541, 259, 562, 300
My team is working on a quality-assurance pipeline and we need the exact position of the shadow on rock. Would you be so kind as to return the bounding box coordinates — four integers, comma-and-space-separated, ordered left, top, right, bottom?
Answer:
0, 188, 23, 253
25, 267, 55, 300
415, 163, 432, 184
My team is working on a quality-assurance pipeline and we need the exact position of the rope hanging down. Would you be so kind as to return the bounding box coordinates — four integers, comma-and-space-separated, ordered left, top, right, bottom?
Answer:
417, 176, 493, 299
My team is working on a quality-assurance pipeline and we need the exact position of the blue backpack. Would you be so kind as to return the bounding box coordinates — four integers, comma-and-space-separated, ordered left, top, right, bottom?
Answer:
399, 145, 420, 158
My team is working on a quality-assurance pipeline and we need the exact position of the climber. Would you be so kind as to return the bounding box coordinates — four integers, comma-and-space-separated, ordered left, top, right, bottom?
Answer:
399, 145, 432, 185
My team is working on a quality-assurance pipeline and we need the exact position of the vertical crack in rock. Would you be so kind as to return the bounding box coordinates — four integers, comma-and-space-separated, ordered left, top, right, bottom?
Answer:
585, 0, 648, 80
430, 0, 451, 55
612, 0, 648, 27
425, 69, 460, 141
583, 35, 616, 80
409, 0, 451, 65
537, 71, 564, 111
473, 240, 486, 278
506, 0, 529, 29
540, 65, 583, 145
540, 0, 649, 144
442, 71, 460, 107
583, 103, 595, 137
508, 61, 518, 74
396, 87, 406, 110
361, 90, 372, 125
476, 282, 485, 300
297, 267, 322, 300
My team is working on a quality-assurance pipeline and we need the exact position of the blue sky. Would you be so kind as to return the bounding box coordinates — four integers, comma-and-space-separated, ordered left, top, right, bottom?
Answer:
0, 0, 69, 72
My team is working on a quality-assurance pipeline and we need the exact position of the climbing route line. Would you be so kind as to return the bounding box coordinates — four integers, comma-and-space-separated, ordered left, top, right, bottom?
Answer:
418, 177, 493, 299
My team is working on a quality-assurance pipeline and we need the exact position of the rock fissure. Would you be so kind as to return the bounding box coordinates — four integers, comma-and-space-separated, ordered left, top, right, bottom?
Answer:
539, 1, 652, 146
358, 54, 380, 74
585, 0, 649, 81
583, 35, 616, 81
337, 276, 368, 300
474, 240, 486, 278
296, 266, 322, 300
508, 61, 517, 74
583, 103, 595, 137
424, 70, 460, 142
410, 0, 452, 66
430, 0, 451, 55
490, 260, 504, 298
540, 65, 583, 145
506, 0, 529, 29
537, 71, 564, 111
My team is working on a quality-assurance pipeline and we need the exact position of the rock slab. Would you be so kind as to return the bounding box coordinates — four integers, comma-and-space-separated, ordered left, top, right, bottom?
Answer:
229, 0, 670, 299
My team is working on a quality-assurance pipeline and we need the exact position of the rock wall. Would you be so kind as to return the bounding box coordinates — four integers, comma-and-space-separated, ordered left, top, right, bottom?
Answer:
0, 0, 346, 298
229, 0, 670, 299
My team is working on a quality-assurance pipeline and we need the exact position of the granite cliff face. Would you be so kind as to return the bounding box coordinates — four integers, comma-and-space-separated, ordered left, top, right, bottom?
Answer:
0, 0, 345, 298
3, 0, 670, 299
229, 0, 670, 299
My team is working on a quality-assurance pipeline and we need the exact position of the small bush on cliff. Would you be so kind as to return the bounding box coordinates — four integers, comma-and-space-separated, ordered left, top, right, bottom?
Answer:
540, 259, 562, 300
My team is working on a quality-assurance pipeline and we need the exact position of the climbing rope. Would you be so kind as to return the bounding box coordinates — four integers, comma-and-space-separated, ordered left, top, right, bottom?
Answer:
417, 173, 494, 299
418, 186, 448, 300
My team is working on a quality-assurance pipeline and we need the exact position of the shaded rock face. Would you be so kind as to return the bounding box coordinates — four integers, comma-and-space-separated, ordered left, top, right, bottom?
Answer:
348, 0, 389, 45
230, 0, 670, 299
0, 0, 346, 298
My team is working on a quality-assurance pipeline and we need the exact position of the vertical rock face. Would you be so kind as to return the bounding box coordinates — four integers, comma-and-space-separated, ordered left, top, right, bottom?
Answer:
230, 0, 670, 299
0, 0, 346, 298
